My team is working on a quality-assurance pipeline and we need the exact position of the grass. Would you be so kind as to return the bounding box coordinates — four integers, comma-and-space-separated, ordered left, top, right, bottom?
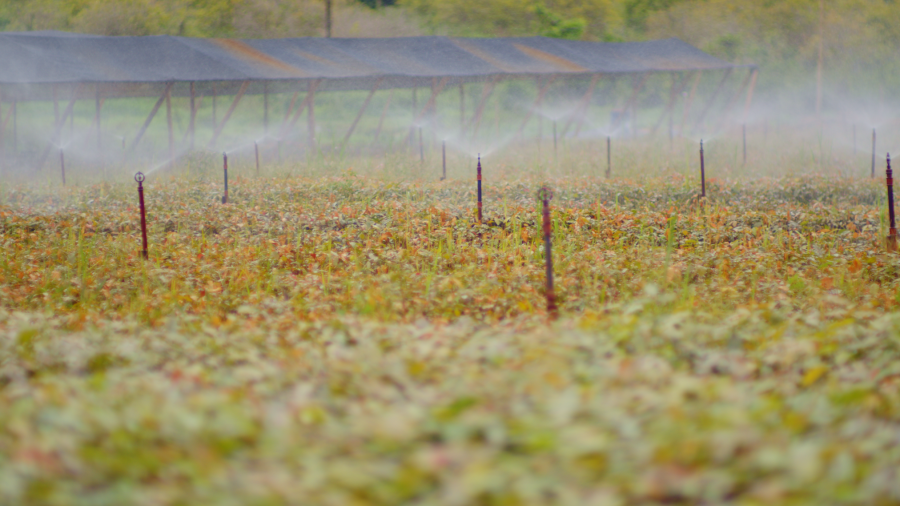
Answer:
2, 136, 900, 505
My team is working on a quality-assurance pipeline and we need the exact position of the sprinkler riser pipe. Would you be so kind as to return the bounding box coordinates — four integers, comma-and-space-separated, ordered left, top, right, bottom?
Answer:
700, 140, 706, 198
222, 152, 228, 204
888, 154, 897, 250
476, 155, 483, 223
136, 173, 148, 259
254, 142, 260, 176
539, 187, 557, 318
606, 136, 611, 178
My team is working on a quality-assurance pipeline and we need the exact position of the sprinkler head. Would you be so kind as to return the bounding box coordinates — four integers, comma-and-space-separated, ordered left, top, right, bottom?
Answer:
135, 172, 145, 183
537, 186, 554, 202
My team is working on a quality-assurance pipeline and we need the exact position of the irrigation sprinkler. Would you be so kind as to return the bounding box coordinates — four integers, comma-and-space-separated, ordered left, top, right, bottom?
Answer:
606, 136, 611, 178
254, 141, 260, 176
872, 129, 876, 178
742, 123, 747, 165
887, 153, 897, 252
538, 186, 558, 319
135, 172, 148, 259
441, 141, 446, 181
222, 152, 229, 204
477, 154, 483, 223
59, 149, 66, 187
699, 139, 706, 198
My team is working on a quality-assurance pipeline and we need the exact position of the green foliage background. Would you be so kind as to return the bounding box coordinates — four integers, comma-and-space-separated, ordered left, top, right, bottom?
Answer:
0, 0, 898, 98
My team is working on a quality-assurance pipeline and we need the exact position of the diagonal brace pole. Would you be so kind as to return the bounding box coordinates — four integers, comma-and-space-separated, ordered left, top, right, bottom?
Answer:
208, 80, 250, 148
342, 78, 383, 148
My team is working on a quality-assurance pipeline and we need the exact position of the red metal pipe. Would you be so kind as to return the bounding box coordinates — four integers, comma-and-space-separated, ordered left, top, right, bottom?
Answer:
136, 172, 148, 259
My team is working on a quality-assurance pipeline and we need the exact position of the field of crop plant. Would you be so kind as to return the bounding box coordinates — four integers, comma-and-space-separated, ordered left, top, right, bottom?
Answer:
2, 132, 900, 505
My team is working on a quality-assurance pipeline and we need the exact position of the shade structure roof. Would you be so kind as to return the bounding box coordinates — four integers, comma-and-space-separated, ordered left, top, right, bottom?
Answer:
0, 31, 753, 99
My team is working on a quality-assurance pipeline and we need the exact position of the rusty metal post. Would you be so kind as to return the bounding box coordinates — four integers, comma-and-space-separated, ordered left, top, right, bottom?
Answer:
606, 136, 611, 178
700, 140, 706, 198
136, 172, 148, 259
254, 141, 260, 176
477, 154, 483, 223
538, 186, 558, 319
222, 152, 228, 204
59, 149, 66, 186
871, 129, 876, 178
888, 153, 897, 252
441, 141, 446, 181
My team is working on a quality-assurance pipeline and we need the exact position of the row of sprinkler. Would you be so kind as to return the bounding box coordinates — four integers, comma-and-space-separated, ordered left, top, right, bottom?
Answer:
131, 143, 899, 320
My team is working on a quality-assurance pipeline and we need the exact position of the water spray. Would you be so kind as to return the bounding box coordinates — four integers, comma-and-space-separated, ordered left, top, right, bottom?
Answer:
477, 154, 483, 223
254, 141, 260, 176
59, 149, 66, 187
538, 186, 558, 319
871, 129, 876, 178
887, 153, 897, 252
700, 139, 706, 198
222, 152, 229, 204
606, 136, 611, 178
441, 141, 446, 181
135, 172, 148, 259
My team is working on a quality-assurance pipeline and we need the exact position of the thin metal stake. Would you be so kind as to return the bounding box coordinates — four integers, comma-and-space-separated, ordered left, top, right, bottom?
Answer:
441, 141, 446, 181
888, 153, 897, 252
254, 141, 260, 176
136, 172, 148, 259
419, 127, 424, 163
222, 152, 229, 204
477, 154, 483, 223
606, 136, 611, 178
538, 186, 557, 319
700, 140, 706, 198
